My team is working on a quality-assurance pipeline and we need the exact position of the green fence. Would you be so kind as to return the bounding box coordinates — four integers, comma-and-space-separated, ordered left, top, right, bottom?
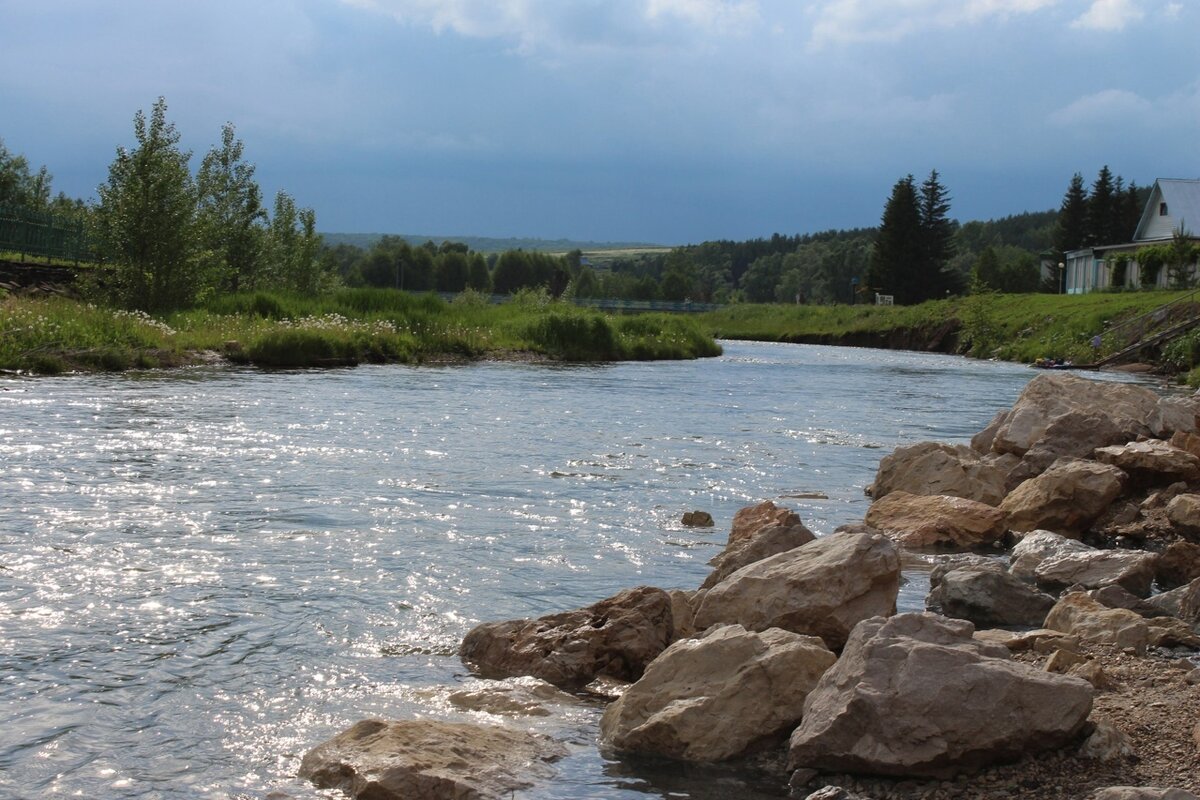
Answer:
0, 205, 92, 263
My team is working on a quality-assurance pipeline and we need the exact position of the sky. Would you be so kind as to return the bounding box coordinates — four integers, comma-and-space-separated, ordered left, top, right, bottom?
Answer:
1, 0, 1197, 244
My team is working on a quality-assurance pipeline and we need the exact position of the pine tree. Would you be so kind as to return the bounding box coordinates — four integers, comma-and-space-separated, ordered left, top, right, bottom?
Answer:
1053, 173, 1089, 255
1086, 165, 1117, 246
867, 175, 923, 304
918, 170, 959, 298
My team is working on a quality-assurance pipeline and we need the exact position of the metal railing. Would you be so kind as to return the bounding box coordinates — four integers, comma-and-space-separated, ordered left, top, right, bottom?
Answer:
0, 204, 93, 264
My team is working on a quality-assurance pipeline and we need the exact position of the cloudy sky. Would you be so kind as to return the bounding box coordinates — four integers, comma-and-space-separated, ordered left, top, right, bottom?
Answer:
1, 0, 1196, 243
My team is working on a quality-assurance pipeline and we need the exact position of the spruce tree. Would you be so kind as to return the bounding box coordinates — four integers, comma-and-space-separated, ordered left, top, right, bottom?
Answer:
1053, 173, 1089, 255
1086, 165, 1116, 246
867, 175, 923, 304
918, 170, 959, 298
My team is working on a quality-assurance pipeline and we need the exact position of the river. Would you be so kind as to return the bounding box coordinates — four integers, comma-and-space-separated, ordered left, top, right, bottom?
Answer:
0, 341, 1122, 798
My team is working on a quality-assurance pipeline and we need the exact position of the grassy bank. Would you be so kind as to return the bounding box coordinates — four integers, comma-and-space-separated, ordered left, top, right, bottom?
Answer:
0, 289, 721, 374
701, 290, 1200, 369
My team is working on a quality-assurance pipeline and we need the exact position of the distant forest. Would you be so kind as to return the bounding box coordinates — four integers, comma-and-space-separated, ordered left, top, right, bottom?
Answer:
1, 117, 1155, 306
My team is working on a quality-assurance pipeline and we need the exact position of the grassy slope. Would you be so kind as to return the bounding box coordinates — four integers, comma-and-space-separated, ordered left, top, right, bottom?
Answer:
700, 290, 1200, 366
0, 289, 721, 374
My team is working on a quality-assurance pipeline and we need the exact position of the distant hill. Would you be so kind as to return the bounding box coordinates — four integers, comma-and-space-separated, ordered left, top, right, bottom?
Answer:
320, 232, 666, 254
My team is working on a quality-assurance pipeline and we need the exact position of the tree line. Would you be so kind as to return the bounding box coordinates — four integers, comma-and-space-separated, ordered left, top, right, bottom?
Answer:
3, 114, 1166, 308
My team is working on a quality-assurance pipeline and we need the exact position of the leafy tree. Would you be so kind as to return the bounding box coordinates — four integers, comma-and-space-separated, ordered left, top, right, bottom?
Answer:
1054, 173, 1089, 255
93, 97, 200, 310
466, 252, 491, 291
1166, 224, 1200, 290
264, 190, 324, 294
435, 250, 469, 292
740, 253, 784, 302
491, 250, 532, 294
0, 139, 53, 209
571, 266, 601, 298
971, 247, 1002, 291
196, 123, 266, 293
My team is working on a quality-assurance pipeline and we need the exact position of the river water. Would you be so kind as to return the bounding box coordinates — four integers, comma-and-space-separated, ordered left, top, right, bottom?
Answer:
0, 341, 1122, 799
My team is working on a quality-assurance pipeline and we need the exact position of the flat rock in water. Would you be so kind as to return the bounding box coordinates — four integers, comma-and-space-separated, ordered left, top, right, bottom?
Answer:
459, 585, 673, 688
298, 718, 566, 800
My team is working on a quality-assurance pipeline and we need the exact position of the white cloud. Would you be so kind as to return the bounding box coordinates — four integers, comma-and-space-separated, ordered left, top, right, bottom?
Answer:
1071, 0, 1145, 30
1048, 88, 1152, 124
341, 0, 758, 53
807, 0, 1059, 47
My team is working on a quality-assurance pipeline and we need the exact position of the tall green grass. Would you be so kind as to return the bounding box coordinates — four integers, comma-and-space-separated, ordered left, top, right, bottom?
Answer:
701, 290, 1199, 365
0, 289, 721, 373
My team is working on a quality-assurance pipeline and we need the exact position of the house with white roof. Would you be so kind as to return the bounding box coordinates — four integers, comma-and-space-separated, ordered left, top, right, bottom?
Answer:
1063, 178, 1200, 293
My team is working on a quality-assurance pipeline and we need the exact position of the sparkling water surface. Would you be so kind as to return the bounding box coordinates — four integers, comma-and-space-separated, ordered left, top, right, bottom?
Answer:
0, 341, 1142, 799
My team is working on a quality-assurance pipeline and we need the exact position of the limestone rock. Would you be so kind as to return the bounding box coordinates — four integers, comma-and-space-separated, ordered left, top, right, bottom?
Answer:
1170, 430, 1200, 459
986, 373, 1156, 458
1033, 549, 1157, 597
1167, 494, 1200, 540
1156, 541, 1200, 589
1091, 789, 1200, 800
1012, 411, 1130, 485
974, 627, 1081, 654
1145, 616, 1200, 648
1146, 579, 1200, 622
1044, 592, 1150, 654
1150, 395, 1200, 438
681, 510, 714, 527
926, 564, 1056, 628
864, 491, 1007, 551
1079, 721, 1136, 761
446, 677, 575, 717
702, 503, 815, 590
929, 554, 1005, 589
599, 624, 836, 761
298, 719, 566, 800
667, 589, 699, 640
1094, 440, 1200, 485
459, 586, 673, 688
1009, 530, 1095, 582
693, 531, 900, 650
787, 613, 1093, 779
868, 441, 1007, 505
1088, 585, 1172, 618
1000, 459, 1126, 535
729, 500, 804, 544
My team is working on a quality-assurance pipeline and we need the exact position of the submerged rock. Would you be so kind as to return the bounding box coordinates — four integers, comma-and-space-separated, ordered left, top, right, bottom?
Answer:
459, 586, 673, 688
600, 624, 835, 761
298, 718, 565, 800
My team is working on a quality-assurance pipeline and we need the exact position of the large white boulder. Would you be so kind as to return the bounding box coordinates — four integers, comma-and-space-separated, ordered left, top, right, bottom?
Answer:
692, 531, 900, 650
599, 624, 836, 761
1000, 459, 1126, 534
787, 613, 1093, 778
868, 441, 1008, 506
864, 491, 1007, 551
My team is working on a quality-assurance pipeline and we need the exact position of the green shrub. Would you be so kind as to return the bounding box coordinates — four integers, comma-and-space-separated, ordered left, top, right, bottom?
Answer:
524, 312, 620, 360
246, 329, 359, 367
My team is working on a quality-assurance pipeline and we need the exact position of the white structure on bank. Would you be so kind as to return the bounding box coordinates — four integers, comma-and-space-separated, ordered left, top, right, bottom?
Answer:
1064, 178, 1200, 294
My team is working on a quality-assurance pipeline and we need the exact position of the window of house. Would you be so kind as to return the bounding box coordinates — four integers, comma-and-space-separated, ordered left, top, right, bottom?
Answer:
1160, 202, 1169, 216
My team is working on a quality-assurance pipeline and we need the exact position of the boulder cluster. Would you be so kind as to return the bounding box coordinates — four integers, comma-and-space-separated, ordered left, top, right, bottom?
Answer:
299, 373, 1200, 800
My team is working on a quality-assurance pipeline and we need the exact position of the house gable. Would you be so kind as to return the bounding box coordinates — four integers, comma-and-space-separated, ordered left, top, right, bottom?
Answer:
1134, 178, 1200, 242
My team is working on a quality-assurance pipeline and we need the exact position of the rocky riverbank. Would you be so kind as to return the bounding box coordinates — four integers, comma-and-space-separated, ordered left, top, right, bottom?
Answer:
299, 372, 1200, 800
